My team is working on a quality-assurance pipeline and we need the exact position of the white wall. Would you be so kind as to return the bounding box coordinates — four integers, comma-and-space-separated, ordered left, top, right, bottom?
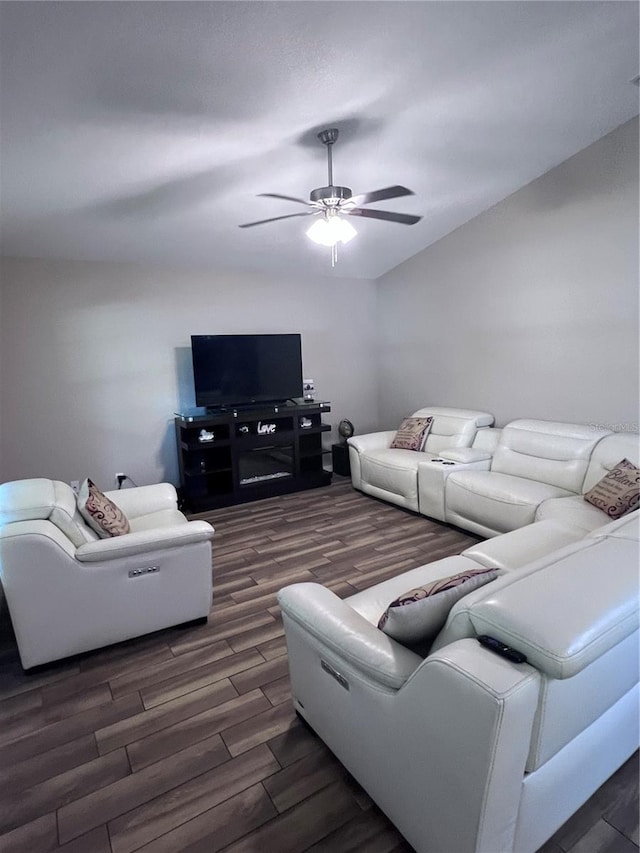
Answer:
0, 259, 379, 488
376, 118, 639, 431
1, 120, 638, 490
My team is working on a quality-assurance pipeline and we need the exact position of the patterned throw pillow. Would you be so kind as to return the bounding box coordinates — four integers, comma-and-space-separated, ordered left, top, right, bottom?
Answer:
390, 416, 433, 451
584, 458, 640, 519
378, 567, 498, 644
77, 478, 130, 538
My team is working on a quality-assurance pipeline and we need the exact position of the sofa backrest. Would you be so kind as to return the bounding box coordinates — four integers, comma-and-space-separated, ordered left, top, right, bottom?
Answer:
467, 533, 639, 772
0, 478, 97, 547
431, 529, 639, 773
472, 427, 502, 453
491, 419, 611, 493
581, 432, 640, 494
411, 407, 494, 454
468, 536, 639, 680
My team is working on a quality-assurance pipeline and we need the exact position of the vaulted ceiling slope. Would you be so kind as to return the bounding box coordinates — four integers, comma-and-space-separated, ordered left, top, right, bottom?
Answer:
0, 2, 638, 280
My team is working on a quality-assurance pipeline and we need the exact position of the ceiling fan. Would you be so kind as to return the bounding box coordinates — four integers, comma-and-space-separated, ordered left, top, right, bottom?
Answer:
239, 128, 422, 265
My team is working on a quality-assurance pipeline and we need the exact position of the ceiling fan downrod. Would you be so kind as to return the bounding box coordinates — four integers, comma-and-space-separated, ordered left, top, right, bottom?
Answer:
310, 128, 353, 205
318, 128, 338, 186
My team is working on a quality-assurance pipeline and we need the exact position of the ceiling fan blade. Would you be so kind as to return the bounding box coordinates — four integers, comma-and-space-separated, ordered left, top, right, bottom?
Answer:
347, 207, 422, 225
258, 193, 311, 206
238, 211, 315, 228
349, 185, 414, 206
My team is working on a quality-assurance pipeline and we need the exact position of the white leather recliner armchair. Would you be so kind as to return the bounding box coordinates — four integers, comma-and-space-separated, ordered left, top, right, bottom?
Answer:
0, 478, 215, 669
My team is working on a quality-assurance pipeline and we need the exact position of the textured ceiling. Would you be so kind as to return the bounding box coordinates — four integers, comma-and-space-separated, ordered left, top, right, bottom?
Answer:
0, 1, 638, 280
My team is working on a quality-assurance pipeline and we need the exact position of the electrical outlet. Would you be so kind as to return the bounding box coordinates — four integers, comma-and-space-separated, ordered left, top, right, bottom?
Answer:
70, 480, 80, 494
115, 472, 127, 487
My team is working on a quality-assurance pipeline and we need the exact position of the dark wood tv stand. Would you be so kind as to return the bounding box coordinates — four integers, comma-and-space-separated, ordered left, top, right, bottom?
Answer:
175, 401, 332, 511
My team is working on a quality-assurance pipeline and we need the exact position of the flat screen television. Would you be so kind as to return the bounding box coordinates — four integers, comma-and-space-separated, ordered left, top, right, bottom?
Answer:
191, 333, 303, 409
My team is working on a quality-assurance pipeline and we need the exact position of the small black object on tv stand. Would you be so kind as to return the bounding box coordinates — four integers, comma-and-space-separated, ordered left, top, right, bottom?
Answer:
175, 401, 332, 512
204, 399, 298, 415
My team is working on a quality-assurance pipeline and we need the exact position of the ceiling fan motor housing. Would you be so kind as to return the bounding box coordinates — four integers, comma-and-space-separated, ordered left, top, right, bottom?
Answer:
310, 185, 353, 204
317, 128, 339, 146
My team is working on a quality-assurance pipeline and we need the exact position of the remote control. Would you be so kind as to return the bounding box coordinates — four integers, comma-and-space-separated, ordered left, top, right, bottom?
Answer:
477, 635, 528, 664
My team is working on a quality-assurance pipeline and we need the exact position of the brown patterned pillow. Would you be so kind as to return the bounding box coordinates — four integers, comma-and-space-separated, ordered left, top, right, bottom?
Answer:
584, 458, 640, 519
378, 567, 498, 644
77, 478, 130, 538
390, 416, 433, 451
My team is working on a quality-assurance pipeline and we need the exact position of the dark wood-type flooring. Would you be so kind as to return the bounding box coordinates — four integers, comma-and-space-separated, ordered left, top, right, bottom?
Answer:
0, 478, 637, 852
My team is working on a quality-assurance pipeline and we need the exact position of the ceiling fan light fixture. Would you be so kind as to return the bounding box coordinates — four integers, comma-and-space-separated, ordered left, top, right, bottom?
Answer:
306, 214, 357, 247
239, 126, 421, 268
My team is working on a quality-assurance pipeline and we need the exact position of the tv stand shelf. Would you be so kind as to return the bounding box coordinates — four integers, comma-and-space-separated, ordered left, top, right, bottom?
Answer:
175, 402, 332, 511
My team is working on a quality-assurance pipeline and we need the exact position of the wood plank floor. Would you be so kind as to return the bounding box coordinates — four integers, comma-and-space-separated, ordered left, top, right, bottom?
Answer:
0, 478, 637, 853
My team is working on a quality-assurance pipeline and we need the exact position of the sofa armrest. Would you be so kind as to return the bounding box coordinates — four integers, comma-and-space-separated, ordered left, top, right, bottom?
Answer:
399, 640, 540, 853
438, 447, 493, 463
417, 455, 491, 522
347, 431, 396, 454
278, 582, 422, 690
348, 431, 397, 490
75, 520, 214, 562
103, 483, 179, 519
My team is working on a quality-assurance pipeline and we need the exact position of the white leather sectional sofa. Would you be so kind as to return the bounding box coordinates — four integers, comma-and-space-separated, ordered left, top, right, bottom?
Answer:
278, 410, 639, 853
349, 410, 636, 536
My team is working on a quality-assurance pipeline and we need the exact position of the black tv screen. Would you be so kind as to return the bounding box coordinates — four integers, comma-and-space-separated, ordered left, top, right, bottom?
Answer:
191, 334, 303, 408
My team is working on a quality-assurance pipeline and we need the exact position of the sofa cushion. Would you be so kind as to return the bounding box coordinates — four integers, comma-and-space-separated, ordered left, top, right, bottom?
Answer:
378, 567, 498, 644
429, 539, 593, 655
587, 508, 640, 541
446, 470, 573, 534
491, 420, 608, 493
101, 483, 180, 520
0, 478, 58, 524
77, 478, 131, 538
360, 449, 422, 502
412, 407, 494, 455
347, 555, 485, 626
581, 433, 640, 493
535, 494, 616, 533
49, 481, 98, 546
583, 458, 639, 520
390, 417, 433, 451
128, 509, 189, 532
462, 520, 586, 571
0, 478, 97, 546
